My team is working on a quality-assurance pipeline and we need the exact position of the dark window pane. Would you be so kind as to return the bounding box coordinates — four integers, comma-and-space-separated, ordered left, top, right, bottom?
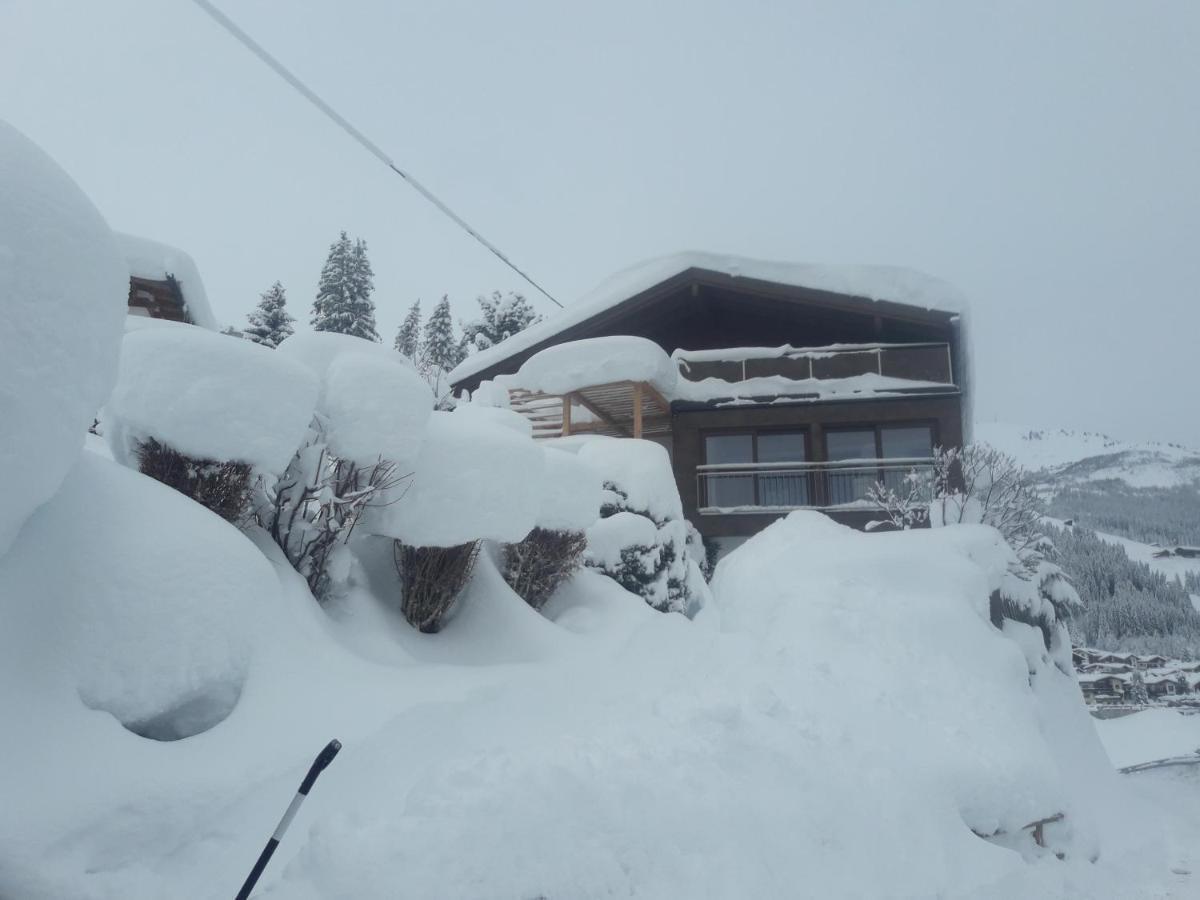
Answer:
757, 470, 811, 507
880, 426, 932, 460
705, 433, 753, 465
826, 429, 876, 461
757, 432, 807, 464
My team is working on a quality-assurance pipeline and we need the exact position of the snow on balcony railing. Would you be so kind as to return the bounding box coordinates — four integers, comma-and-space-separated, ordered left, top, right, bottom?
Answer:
696, 458, 934, 513
674, 342, 954, 387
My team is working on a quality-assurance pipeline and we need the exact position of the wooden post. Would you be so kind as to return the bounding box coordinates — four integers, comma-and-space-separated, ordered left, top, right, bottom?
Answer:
632, 382, 643, 439
561, 394, 572, 437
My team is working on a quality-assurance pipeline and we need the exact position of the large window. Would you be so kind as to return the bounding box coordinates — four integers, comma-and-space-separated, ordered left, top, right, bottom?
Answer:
824, 424, 934, 505
702, 431, 809, 509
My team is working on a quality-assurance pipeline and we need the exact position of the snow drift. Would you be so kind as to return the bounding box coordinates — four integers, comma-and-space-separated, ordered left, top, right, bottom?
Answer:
0, 119, 128, 555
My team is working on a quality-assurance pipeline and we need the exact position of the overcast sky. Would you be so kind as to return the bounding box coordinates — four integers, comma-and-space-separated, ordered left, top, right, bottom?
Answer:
3, 0, 1197, 445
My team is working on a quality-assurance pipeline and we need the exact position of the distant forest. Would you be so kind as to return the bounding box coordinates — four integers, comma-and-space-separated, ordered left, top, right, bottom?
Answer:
1046, 480, 1200, 547
1050, 523, 1200, 657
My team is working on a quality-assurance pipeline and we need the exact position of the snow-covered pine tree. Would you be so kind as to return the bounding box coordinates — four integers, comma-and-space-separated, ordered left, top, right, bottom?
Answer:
311, 231, 380, 341
460, 290, 541, 354
1130, 670, 1150, 705
394, 300, 421, 359
418, 296, 464, 398
244, 281, 295, 349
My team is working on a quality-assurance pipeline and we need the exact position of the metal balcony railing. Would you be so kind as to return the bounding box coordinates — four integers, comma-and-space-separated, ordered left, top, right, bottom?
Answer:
676, 342, 954, 387
696, 458, 935, 513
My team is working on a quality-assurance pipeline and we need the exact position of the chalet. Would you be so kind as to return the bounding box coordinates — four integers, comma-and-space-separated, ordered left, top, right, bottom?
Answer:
115, 233, 217, 329
1076, 673, 1127, 705
450, 254, 968, 548
1153, 547, 1200, 560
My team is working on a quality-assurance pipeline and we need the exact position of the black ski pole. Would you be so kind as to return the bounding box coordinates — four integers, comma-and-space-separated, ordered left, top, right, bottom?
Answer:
235, 739, 342, 900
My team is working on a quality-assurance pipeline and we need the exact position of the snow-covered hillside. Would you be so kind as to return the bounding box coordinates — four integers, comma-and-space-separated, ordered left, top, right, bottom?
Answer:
974, 424, 1200, 494
976, 422, 1200, 490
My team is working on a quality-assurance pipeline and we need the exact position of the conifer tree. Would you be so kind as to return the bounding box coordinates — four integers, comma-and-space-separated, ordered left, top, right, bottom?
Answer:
419, 295, 461, 373
460, 290, 541, 353
312, 231, 379, 341
244, 281, 295, 349
1130, 670, 1150, 705
394, 300, 421, 359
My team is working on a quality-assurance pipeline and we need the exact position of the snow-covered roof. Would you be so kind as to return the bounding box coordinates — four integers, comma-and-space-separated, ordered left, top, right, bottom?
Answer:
114, 232, 218, 331
449, 251, 969, 386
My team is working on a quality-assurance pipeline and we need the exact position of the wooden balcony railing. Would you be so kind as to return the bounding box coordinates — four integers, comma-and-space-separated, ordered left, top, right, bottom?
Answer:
696, 458, 934, 513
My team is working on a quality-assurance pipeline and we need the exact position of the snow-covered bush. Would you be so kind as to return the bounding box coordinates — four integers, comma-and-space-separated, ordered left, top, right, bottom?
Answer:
394, 541, 483, 632
107, 323, 319, 471
928, 444, 1082, 650
502, 447, 600, 610
576, 438, 708, 615
0, 120, 128, 555
263, 332, 430, 600
135, 438, 252, 524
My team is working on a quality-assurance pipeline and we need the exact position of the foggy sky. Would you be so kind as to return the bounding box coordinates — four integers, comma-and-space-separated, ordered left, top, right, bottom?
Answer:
3, 0, 1197, 445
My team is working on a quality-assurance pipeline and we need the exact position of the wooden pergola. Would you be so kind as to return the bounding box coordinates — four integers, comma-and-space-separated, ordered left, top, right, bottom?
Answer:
508, 380, 671, 440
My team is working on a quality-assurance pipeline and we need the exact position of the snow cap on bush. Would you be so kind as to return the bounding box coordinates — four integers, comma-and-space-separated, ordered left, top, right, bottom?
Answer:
106, 322, 320, 472
577, 437, 682, 522
368, 411, 544, 547
538, 447, 602, 531
0, 120, 129, 555
322, 353, 432, 464
277, 330, 413, 377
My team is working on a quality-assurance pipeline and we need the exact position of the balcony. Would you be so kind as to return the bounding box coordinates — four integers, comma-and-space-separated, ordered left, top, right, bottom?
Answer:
675, 342, 955, 394
696, 458, 935, 513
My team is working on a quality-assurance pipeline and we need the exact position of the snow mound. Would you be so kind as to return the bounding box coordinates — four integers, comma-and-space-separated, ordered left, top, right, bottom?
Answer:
115, 232, 218, 331
0, 120, 129, 557
584, 510, 658, 567
536, 447, 602, 531
503, 335, 678, 396
709, 513, 1072, 842
0, 454, 274, 739
106, 322, 319, 472
452, 401, 533, 437
368, 411, 544, 547
577, 436, 683, 522
321, 353, 432, 464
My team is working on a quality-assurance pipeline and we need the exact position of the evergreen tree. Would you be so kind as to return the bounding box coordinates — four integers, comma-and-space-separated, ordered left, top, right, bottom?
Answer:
394, 300, 421, 359
419, 295, 461, 373
244, 281, 295, 348
460, 290, 541, 353
311, 231, 379, 341
1130, 670, 1150, 705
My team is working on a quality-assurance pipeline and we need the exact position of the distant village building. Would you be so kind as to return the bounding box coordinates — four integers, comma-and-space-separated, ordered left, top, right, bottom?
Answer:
115, 233, 217, 330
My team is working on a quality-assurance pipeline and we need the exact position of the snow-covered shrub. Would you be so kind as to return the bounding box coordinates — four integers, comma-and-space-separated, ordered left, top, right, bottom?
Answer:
257, 420, 404, 600
368, 411, 543, 548
504, 529, 589, 611
865, 469, 931, 530
136, 438, 252, 524
502, 447, 600, 610
575, 438, 708, 615
0, 120, 128, 555
106, 322, 318, 473
394, 541, 482, 632
105, 322, 318, 520
262, 332, 430, 600
928, 444, 1082, 650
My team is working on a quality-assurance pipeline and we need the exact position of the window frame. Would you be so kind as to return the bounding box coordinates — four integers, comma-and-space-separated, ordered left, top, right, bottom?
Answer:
700, 427, 812, 508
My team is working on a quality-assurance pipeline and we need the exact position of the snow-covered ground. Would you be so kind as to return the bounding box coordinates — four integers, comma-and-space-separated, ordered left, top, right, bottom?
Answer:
5, 120, 1199, 900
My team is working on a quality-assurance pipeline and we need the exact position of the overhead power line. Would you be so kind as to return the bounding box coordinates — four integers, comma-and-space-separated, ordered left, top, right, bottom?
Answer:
188, 0, 563, 309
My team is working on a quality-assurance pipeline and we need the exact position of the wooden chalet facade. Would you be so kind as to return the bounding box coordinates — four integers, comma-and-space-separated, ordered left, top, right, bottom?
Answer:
450, 259, 968, 546
127, 274, 192, 323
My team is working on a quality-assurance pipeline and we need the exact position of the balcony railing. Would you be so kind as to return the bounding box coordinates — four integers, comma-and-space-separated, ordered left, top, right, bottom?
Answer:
676, 342, 954, 387
696, 458, 935, 513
